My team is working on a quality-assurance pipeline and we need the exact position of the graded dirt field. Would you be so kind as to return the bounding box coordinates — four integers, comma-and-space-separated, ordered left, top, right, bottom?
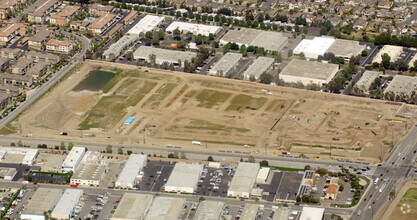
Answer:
8, 60, 415, 163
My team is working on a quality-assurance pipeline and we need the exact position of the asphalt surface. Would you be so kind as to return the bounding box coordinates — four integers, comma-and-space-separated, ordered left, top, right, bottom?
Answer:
353, 125, 417, 220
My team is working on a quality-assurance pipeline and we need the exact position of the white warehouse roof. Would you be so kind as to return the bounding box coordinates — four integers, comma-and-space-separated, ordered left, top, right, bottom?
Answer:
145, 197, 186, 220
165, 162, 204, 193
127, 15, 164, 36
354, 71, 380, 93
299, 207, 325, 220
133, 46, 197, 65
372, 45, 403, 63
0, 146, 38, 165
112, 193, 153, 220
256, 167, 270, 183
243, 56, 274, 80
384, 75, 417, 96
293, 36, 336, 59
209, 52, 242, 76
166, 21, 221, 37
21, 188, 62, 218
194, 201, 224, 220
62, 147, 86, 172
228, 162, 260, 198
51, 189, 83, 220
115, 154, 147, 188
103, 35, 137, 60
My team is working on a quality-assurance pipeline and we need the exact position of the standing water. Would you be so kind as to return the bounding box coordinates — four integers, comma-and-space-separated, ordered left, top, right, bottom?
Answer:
73, 70, 114, 91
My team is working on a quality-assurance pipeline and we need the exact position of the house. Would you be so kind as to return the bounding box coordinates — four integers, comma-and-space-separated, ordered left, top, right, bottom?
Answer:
88, 3, 114, 16
0, 47, 21, 59
87, 13, 117, 35
0, 22, 20, 43
27, 0, 61, 23
11, 58, 33, 75
0, 84, 21, 96
27, 61, 50, 80
377, 1, 393, 9
28, 26, 53, 50
353, 19, 367, 30
49, 5, 80, 26
0, 0, 24, 19
0, 72, 33, 87
25, 51, 60, 64
46, 39, 73, 53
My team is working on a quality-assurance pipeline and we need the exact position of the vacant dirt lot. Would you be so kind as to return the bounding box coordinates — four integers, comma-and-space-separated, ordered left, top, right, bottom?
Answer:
9, 60, 414, 163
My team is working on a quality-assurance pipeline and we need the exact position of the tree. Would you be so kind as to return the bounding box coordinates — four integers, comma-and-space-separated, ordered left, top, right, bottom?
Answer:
259, 72, 273, 84
239, 44, 247, 56
68, 142, 74, 150
194, 35, 203, 45
173, 28, 181, 40
248, 155, 256, 163
323, 52, 335, 61
361, 50, 368, 56
27, 175, 33, 182
398, 60, 409, 71
317, 168, 327, 176
118, 147, 123, 154
126, 51, 134, 61
381, 53, 391, 69
199, 196, 205, 202
299, 52, 306, 60
106, 145, 112, 154
207, 156, 214, 161
17, 140, 23, 147
60, 142, 66, 150
240, 157, 244, 162
180, 152, 186, 159
173, 151, 179, 159
304, 165, 311, 170
259, 160, 268, 166
287, 49, 293, 57
10, 142, 15, 146
127, 150, 132, 155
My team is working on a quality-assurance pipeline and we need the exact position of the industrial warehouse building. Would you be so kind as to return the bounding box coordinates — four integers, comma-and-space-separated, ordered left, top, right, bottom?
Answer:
279, 59, 339, 86
145, 197, 186, 220
193, 201, 224, 220
243, 57, 274, 80
384, 75, 417, 96
208, 52, 242, 76
164, 162, 204, 193
133, 46, 197, 66
102, 35, 137, 60
227, 162, 260, 198
299, 207, 325, 220
51, 189, 83, 220
0, 147, 38, 165
220, 28, 288, 52
241, 204, 260, 220
293, 36, 336, 59
61, 147, 85, 173
166, 21, 221, 37
373, 45, 403, 63
127, 15, 164, 37
70, 151, 106, 186
115, 154, 147, 189
112, 193, 153, 220
21, 188, 62, 220
256, 167, 270, 184
326, 39, 366, 61
273, 207, 291, 220
354, 71, 381, 93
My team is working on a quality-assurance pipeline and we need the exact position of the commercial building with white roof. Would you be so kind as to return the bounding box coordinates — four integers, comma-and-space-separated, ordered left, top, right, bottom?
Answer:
208, 52, 242, 76
227, 162, 260, 198
112, 193, 153, 220
193, 201, 224, 220
127, 15, 164, 37
279, 59, 339, 86
115, 154, 147, 189
51, 189, 83, 220
145, 197, 186, 220
299, 207, 325, 220
372, 45, 403, 63
241, 204, 260, 220
243, 56, 274, 80
384, 75, 417, 96
133, 46, 197, 66
164, 162, 204, 193
354, 71, 380, 93
273, 207, 291, 220
326, 39, 366, 61
71, 151, 106, 186
293, 36, 336, 59
256, 167, 270, 184
61, 147, 85, 173
166, 21, 221, 37
0, 146, 38, 165
103, 35, 137, 60
220, 28, 288, 52
21, 188, 62, 220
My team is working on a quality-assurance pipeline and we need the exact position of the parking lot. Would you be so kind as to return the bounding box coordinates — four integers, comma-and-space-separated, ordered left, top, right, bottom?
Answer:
258, 171, 303, 202
196, 166, 235, 197
138, 160, 174, 191
77, 192, 118, 220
